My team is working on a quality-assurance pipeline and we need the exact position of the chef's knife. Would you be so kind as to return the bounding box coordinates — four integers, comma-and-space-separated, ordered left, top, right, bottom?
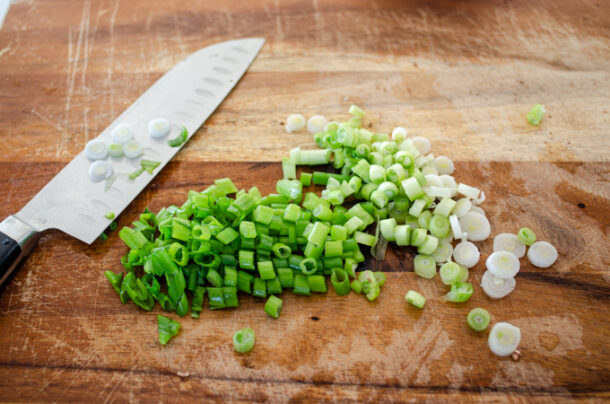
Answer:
0, 37, 265, 287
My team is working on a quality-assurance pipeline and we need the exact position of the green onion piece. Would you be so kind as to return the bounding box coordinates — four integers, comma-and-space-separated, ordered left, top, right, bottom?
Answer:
433, 197, 456, 218
264, 295, 283, 318
348, 104, 365, 118
168, 126, 188, 147
282, 157, 296, 179
350, 279, 363, 294
239, 250, 255, 270
439, 261, 463, 285
517, 227, 536, 246
277, 267, 294, 288
417, 235, 439, 255
330, 225, 347, 241
363, 282, 380, 301
109, 221, 118, 231
190, 286, 205, 318
308, 275, 327, 293
108, 143, 124, 158
157, 315, 181, 345
237, 271, 253, 294
141, 159, 161, 174
99, 233, 108, 241
410, 228, 427, 247
233, 328, 255, 353
354, 231, 376, 246
223, 287, 238, 308
344, 216, 364, 235
394, 225, 412, 246
104, 270, 123, 296
307, 222, 330, 246
293, 274, 311, 295
330, 268, 350, 296
405, 290, 425, 309
467, 308, 490, 332
276, 179, 303, 200
299, 257, 318, 275
444, 282, 474, 303
267, 277, 283, 294
526, 103, 546, 126
413, 254, 436, 279
429, 215, 450, 238
300, 172, 312, 186
129, 168, 144, 180
258, 261, 276, 280
105, 212, 116, 220
239, 221, 257, 239
344, 258, 357, 278
206, 268, 223, 287
216, 227, 239, 245
325, 240, 343, 258
272, 242, 292, 259
253, 278, 267, 298
283, 204, 301, 222
374, 272, 386, 287
401, 177, 424, 200
168, 242, 189, 266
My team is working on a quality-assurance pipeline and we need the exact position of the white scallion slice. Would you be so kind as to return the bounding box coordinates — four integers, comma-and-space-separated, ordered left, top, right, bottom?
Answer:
285, 114, 306, 133
111, 123, 134, 144
424, 186, 454, 198
124, 141, 143, 159
424, 174, 443, 188
469, 206, 486, 216
440, 174, 457, 190
453, 198, 472, 218
488, 322, 521, 357
148, 118, 170, 139
449, 215, 462, 239
107, 143, 124, 158
85, 139, 108, 161
453, 240, 480, 268
527, 241, 558, 268
457, 183, 480, 199
432, 240, 453, 263
486, 251, 520, 279
391, 126, 407, 142
88, 161, 113, 182
481, 270, 516, 299
307, 115, 327, 134
473, 191, 486, 205
435, 155, 455, 175
412, 136, 431, 154
421, 164, 438, 176
458, 212, 491, 241
493, 233, 526, 258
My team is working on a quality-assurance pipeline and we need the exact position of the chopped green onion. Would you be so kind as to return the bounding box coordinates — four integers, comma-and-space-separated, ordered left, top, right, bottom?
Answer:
157, 315, 181, 345
264, 295, 283, 318
141, 159, 161, 174
330, 268, 350, 296
526, 103, 545, 126
308, 275, 327, 293
517, 227, 536, 246
293, 274, 311, 295
105, 212, 115, 220
354, 231, 376, 246
467, 308, 490, 332
258, 261, 276, 280
129, 168, 144, 180
489, 322, 521, 356
444, 282, 473, 303
413, 254, 436, 279
233, 328, 255, 353
493, 233, 526, 258
348, 104, 365, 117
300, 172, 312, 186
299, 257, 317, 275
282, 157, 296, 179
527, 241, 558, 268
486, 251, 520, 279
405, 290, 425, 309
168, 126, 188, 147
439, 261, 463, 285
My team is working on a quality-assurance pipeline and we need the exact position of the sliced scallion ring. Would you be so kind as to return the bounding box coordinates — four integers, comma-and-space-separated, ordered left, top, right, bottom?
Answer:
449, 214, 463, 239
411, 136, 431, 154
391, 126, 407, 142
107, 143, 124, 158
488, 322, 521, 356
452, 198, 472, 218
285, 114, 306, 132
467, 308, 490, 332
473, 191, 486, 205
493, 233, 526, 258
88, 160, 113, 182
111, 123, 134, 144
85, 139, 108, 161
453, 240, 479, 268
486, 251, 520, 279
306, 115, 327, 134
431, 240, 453, 263
123, 141, 143, 159
480, 270, 516, 299
435, 156, 455, 175
459, 212, 491, 241
527, 241, 558, 268
439, 174, 457, 190
148, 118, 170, 139
413, 254, 436, 279
469, 206, 486, 216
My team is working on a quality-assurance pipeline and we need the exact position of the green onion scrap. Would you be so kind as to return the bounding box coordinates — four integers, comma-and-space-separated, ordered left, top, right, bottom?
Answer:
233, 328, 255, 353
168, 126, 188, 147
157, 315, 181, 345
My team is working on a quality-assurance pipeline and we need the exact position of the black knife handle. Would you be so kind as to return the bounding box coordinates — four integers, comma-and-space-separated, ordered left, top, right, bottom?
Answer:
0, 231, 22, 284
0, 216, 40, 288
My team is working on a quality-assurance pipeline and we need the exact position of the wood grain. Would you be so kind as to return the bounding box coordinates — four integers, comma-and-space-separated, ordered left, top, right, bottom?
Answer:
0, 0, 609, 402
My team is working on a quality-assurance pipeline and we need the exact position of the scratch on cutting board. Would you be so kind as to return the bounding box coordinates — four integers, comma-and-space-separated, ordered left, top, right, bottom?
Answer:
106, 0, 120, 118
274, 0, 284, 40
0, 43, 11, 59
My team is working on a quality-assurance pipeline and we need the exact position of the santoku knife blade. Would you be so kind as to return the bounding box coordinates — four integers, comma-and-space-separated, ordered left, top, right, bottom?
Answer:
0, 37, 265, 286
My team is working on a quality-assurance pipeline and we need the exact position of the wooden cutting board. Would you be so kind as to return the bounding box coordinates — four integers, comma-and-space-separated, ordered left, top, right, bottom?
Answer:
0, 0, 608, 402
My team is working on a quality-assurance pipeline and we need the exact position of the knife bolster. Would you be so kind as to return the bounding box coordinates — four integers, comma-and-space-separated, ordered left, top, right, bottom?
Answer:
0, 216, 40, 287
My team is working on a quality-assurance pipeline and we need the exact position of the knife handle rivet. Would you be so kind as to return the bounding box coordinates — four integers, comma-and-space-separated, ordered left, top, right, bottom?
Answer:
2, 239, 9, 246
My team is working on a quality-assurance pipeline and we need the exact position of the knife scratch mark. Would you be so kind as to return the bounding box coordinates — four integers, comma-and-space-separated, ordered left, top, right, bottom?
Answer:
274, 0, 284, 40
0, 44, 11, 60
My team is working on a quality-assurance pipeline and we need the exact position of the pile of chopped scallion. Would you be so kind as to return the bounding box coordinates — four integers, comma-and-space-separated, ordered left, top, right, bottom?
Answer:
105, 104, 551, 349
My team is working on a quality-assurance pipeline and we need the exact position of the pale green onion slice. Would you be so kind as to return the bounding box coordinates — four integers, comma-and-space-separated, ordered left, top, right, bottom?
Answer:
452, 198, 472, 218
467, 308, 490, 332
459, 212, 490, 241
85, 139, 108, 161
526, 103, 546, 126
369, 164, 386, 184
440, 175, 457, 190
421, 164, 438, 176
123, 141, 143, 159
405, 290, 425, 309
307, 115, 327, 134
488, 322, 521, 356
324, 121, 339, 132
481, 270, 516, 299
413, 254, 436, 279
411, 136, 431, 154
493, 233, 526, 258
111, 123, 134, 144
425, 186, 453, 198
527, 241, 558, 268
107, 143, 124, 158
88, 160, 113, 182
449, 215, 462, 239
423, 174, 442, 188
473, 191, 486, 205
379, 218, 397, 242
378, 181, 398, 198
148, 118, 170, 139
456, 183, 480, 199
348, 104, 365, 117
432, 240, 453, 263
285, 114, 306, 132
435, 156, 455, 175
453, 240, 479, 268
391, 126, 407, 142
517, 227, 536, 246
486, 251, 520, 279
439, 261, 462, 284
